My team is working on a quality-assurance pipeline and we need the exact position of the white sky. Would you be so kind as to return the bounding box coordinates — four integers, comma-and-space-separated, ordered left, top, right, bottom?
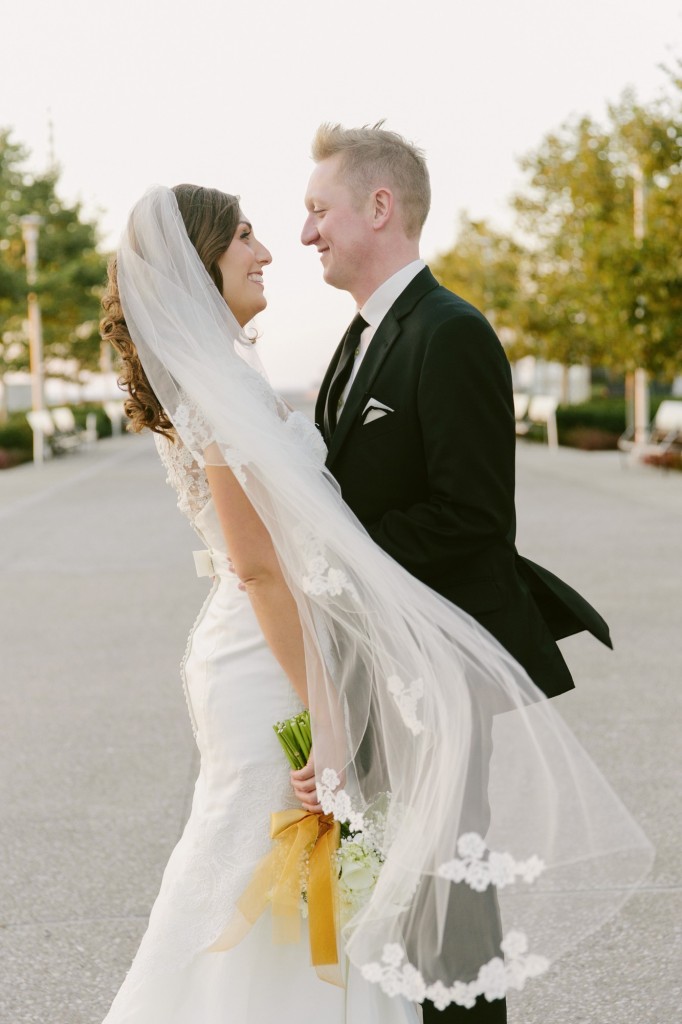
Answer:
2, 0, 681, 388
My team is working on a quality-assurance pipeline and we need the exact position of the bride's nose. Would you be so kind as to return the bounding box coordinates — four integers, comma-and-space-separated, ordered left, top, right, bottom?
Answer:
257, 243, 272, 266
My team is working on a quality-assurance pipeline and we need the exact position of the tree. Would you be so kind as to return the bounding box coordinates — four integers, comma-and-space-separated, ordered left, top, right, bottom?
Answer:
0, 130, 30, 317
432, 75, 682, 394
0, 129, 108, 390
431, 214, 527, 345
513, 89, 682, 379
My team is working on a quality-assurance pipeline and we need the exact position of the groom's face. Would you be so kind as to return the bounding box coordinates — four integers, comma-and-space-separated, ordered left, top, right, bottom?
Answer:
301, 155, 374, 297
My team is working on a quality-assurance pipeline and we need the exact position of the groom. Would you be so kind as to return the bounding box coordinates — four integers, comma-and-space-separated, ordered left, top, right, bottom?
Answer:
295, 123, 612, 1021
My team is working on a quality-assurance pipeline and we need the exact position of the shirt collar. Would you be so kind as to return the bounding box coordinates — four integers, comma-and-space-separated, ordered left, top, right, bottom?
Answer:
359, 259, 426, 330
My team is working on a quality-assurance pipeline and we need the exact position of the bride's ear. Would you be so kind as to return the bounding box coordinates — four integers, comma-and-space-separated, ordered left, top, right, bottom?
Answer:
371, 188, 393, 231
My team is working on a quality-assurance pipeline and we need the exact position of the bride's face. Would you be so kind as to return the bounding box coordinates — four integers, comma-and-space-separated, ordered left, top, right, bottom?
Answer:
217, 219, 272, 326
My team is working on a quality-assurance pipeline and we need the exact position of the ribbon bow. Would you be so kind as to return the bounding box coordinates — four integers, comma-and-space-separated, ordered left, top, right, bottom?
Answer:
210, 809, 341, 980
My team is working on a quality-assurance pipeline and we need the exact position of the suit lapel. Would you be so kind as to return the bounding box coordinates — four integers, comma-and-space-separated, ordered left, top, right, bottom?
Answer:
325, 267, 440, 467
325, 311, 401, 464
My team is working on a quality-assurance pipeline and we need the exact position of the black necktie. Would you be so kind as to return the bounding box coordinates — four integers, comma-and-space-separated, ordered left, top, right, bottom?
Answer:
324, 313, 368, 440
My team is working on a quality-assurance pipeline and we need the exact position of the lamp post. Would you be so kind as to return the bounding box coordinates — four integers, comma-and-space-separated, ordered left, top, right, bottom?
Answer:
20, 214, 46, 464
632, 164, 650, 448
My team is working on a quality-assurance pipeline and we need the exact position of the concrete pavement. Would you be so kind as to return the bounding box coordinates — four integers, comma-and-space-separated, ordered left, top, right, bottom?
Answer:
0, 433, 679, 1023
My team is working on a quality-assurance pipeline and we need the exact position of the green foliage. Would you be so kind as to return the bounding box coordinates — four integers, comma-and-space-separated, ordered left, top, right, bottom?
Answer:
434, 72, 682, 380
71, 402, 113, 439
552, 396, 667, 449
0, 403, 114, 469
0, 128, 108, 377
557, 398, 629, 435
0, 411, 33, 451
432, 215, 526, 339
515, 91, 682, 377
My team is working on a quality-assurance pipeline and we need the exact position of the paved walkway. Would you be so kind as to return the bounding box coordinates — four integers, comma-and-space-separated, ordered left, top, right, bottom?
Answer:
0, 434, 679, 1023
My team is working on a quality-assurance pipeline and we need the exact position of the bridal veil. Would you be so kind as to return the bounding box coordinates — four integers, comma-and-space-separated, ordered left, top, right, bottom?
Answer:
116, 185, 652, 1010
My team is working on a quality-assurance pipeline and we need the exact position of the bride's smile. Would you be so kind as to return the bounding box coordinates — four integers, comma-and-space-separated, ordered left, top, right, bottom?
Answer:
217, 217, 271, 326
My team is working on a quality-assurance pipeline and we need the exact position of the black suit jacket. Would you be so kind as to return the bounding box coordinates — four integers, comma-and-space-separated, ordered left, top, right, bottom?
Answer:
315, 267, 611, 698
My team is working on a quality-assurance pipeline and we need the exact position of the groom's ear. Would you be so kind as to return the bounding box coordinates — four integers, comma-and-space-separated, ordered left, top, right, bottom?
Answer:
371, 187, 394, 231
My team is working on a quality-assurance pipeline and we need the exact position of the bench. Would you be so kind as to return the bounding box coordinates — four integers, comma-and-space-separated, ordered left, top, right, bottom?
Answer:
104, 401, 126, 436
26, 409, 82, 456
618, 400, 682, 457
514, 394, 559, 448
51, 406, 87, 446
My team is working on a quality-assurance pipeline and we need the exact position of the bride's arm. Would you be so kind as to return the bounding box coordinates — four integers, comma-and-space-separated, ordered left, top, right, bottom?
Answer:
205, 462, 308, 706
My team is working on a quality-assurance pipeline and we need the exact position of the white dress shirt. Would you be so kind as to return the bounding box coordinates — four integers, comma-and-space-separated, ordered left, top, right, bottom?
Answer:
338, 259, 426, 411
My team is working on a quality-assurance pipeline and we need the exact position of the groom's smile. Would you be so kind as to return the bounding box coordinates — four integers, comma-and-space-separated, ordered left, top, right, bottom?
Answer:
301, 153, 375, 299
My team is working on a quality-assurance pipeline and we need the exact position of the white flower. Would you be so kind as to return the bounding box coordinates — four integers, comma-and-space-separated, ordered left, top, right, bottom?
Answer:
411, 677, 425, 698
465, 860, 491, 892
451, 981, 476, 1009
381, 943, 405, 967
500, 930, 528, 958
477, 957, 507, 1002
319, 790, 334, 814
404, 715, 425, 737
302, 576, 326, 596
400, 963, 426, 1002
386, 675, 425, 735
504, 959, 528, 991
326, 568, 348, 595
488, 851, 516, 888
387, 675, 403, 695
348, 810, 365, 831
340, 858, 376, 893
426, 981, 452, 1011
456, 832, 487, 859
521, 855, 545, 883
437, 858, 467, 884
361, 934, 550, 1007
524, 954, 550, 979
361, 962, 383, 984
320, 768, 340, 790
301, 555, 358, 602
333, 790, 352, 820
381, 974, 403, 998
440, 836, 546, 894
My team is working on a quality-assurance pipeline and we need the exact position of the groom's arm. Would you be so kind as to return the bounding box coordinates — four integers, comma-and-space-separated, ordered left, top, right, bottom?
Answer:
366, 314, 516, 588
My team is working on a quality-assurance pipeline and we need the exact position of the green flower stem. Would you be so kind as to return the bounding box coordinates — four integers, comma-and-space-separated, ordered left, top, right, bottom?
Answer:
299, 715, 312, 754
273, 711, 312, 771
274, 724, 296, 765
290, 719, 308, 760
273, 725, 302, 769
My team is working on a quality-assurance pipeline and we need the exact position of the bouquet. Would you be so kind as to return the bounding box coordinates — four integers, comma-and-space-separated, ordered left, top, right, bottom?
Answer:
273, 710, 384, 922
273, 710, 313, 771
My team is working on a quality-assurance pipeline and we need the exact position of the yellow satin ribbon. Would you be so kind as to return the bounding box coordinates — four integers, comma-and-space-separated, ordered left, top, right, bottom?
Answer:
213, 809, 341, 973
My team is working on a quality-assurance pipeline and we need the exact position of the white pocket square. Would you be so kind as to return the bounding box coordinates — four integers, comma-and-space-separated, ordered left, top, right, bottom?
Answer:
362, 398, 394, 425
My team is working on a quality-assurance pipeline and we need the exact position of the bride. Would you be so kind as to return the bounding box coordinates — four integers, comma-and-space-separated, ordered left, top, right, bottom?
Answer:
98, 183, 651, 1023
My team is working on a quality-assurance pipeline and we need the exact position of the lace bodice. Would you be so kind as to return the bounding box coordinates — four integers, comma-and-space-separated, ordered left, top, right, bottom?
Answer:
154, 408, 327, 527
155, 431, 211, 523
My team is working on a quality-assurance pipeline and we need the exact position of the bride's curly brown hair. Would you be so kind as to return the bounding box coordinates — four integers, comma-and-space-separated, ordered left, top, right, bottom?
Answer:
100, 184, 241, 437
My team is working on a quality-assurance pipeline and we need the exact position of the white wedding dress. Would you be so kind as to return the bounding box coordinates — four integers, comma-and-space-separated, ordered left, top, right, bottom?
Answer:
101, 409, 420, 1024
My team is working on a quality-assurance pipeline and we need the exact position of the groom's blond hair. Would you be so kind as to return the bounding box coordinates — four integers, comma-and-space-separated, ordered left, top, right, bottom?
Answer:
311, 122, 430, 239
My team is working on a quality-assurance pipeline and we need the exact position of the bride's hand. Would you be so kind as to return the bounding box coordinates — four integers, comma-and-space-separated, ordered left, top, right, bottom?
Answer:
291, 751, 322, 813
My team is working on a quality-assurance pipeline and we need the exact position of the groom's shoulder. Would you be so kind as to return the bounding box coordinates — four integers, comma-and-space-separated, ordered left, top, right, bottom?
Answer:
403, 273, 507, 370
409, 271, 495, 336
423, 270, 484, 315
